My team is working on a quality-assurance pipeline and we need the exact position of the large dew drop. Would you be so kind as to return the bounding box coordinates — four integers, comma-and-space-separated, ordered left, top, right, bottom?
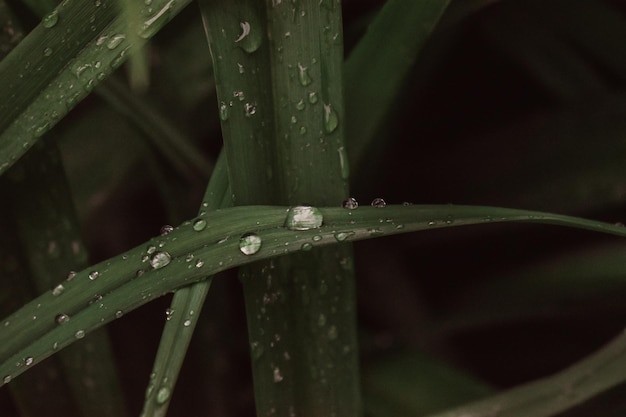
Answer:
42, 10, 59, 28
150, 251, 172, 269
323, 104, 339, 133
239, 233, 262, 255
342, 197, 358, 209
285, 206, 323, 231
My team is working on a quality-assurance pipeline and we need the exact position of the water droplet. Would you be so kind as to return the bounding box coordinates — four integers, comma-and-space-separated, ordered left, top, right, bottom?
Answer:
251, 342, 264, 360
312, 235, 323, 242
52, 284, 65, 296
323, 104, 339, 133
308, 91, 318, 104
297, 63, 312, 86
195, 259, 204, 268
43, 47, 53, 57
183, 319, 192, 327
106, 34, 126, 50
285, 206, 323, 230
75, 330, 85, 339
115, 310, 124, 318
342, 197, 358, 209
371, 198, 386, 208
337, 146, 349, 180
155, 386, 170, 404
160, 225, 174, 236
139, 3, 172, 39
3, 375, 11, 384
66, 271, 77, 281
88, 271, 99, 280
165, 308, 174, 321
219, 102, 229, 121
239, 233, 262, 255
42, 10, 59, 28
299, 126, 307, 135
295, 99, 305, 110
237, 63, 245, 73
273, 367, 283, 383
234, 21, 262, 53
334, 231, 354, 242
192, 218, 207, 232
147, 245, 157, 255
244, 102, 256, 117
150, 251, 171, 269
233, 90, 245, 101
55, 314, 70, 325
318, 314, 326, 326
301, 242, 313, 251
24, 357, 33, 366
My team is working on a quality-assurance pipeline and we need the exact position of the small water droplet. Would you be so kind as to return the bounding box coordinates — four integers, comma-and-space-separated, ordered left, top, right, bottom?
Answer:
150, 251, 171, 269
297, 62, 312, 86
342, 197, 358, 209
195, 259, 204, 268
147, 245, 157, 255
160, 225, 174, 236
106, 34, 126, 50
115, 310, 124, 318
244, 102, 256, 117
239, 233, 262, 255
3, 375, 11, 384
192, 218, 207, 232
219, 102, 229, 121
312, 235, 323, 242
139, 4, 172, 39
183, 319, 192, 327
66, 271, 77, 281
52, 284, 65, 296
235, 21, 262, 53
295, 99, 305, 110
55, 314, 70, 325
165, 308, 174, 321
233, 90, 245, 101
308, 91, 318, 104
88, 271, 99, 280
334, 231, 354, 242
371, 198, 386, 208
43, 47, 53, 57
323, 104, 339, 133
273, 367, 283, 383
337, 146, 349, 180
24, 357, 33, 366
155, 386, 170, 405
75, 330, 85, 339
42, 10, 59, 28
285, 206, 323, 230
301, 242, 313, 251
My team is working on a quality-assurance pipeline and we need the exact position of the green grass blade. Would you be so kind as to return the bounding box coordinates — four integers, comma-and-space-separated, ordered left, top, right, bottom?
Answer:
141, 152, 230, 417
0, 0, 192, 176
201, 1, 361, 414
344, 0, 451, 173
426, 330, 626, 417
6, 138, 129, 417
3, 204, 626, 392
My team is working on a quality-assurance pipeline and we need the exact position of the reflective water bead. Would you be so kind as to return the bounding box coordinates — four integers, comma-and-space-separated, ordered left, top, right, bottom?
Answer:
165, 308, 174, 321
183, 319, 192, 327
115, 310, 124, 318
297, 63, 312, 86
24, 357, 33, 366
52, 284, 65, 296
160, 225, 174, 236
192, 218, 207, 232
244, 102, 256, 117
150, 251, 171, 269
155, 386, 170, 405
88, 271, 99, 280
371, 198, 386, 208
342, 197, 358, 209
334, 231, 354, 242
55, 314, 70, 325
239, 233, 262, 255
42, 10, 59, 28
273, 367, 283, 383
147, 245, 157, 255
75, 330, 85, 339
301, 242, 313, 251
2, 375, 11, 384
285, 206, 323, 230
323, 104, 339, 133
66, 271, 77, 281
